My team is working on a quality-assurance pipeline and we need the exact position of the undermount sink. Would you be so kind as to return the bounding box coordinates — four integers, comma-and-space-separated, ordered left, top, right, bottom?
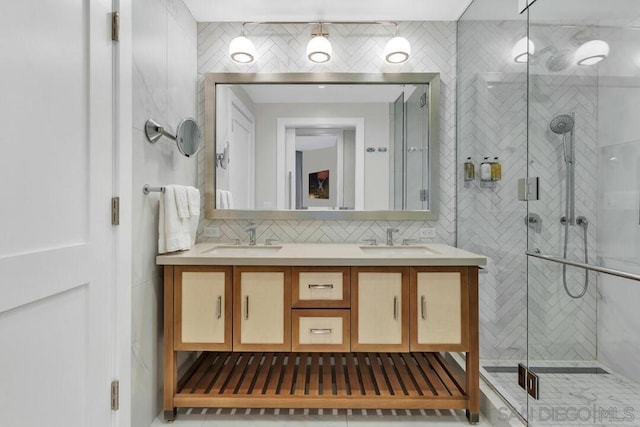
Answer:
358, 245, 439, 256
202, 245, 283, 256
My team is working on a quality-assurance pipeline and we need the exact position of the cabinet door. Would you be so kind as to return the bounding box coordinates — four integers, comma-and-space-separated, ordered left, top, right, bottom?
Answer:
351, 267, 409, 352
410, 267, 469, 352
175, 266, 232, 351
233, 267, 291, 351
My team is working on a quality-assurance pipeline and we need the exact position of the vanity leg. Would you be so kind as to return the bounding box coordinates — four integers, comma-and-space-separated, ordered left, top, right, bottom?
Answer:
164, 409, 177, 422
163, 266, 177, 421
466, 267, 480, 424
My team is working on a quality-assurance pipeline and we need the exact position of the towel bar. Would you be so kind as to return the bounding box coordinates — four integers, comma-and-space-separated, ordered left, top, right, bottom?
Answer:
143, 184, 165, 194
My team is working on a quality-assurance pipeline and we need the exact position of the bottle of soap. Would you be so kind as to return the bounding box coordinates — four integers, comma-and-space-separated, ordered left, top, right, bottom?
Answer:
491, 156, 502, 180
464, 157, 475, 181
480, 157, 492, 181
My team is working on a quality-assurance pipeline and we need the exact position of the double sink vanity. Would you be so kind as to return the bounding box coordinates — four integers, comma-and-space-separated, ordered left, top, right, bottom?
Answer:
157, 241, 486, 423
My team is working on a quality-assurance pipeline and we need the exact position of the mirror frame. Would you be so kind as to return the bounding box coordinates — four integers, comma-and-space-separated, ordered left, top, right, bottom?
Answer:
204, 72, 440, 220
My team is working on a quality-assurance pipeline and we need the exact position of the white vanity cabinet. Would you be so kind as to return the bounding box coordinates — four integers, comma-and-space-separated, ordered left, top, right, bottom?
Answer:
173, 266, 232, 351
410, 267, 469, 352
351, 267, 409, 352
232, 266, 291, 351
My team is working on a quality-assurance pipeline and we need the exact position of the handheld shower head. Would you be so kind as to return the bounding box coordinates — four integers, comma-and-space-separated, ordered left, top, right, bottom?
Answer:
550, 114, 574, 134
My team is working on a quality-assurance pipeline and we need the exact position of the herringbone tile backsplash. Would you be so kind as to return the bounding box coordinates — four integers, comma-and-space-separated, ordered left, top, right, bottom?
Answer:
195, 21, 457, 245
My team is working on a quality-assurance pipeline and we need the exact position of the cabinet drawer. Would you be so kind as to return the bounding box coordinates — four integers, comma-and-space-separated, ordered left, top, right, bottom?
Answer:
292, 310, 350, 352
292, 267, 350, 308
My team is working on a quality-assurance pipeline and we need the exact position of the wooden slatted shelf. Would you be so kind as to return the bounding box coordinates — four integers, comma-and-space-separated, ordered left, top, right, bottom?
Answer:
174, 352, 467, 409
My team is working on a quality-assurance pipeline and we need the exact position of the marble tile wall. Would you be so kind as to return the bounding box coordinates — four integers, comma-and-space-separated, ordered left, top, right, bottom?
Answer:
132, 0, 197, 426
195, 22, 458, 245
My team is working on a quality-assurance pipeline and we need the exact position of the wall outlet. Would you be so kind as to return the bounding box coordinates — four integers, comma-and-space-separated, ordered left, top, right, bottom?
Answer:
419, 227, 436, 238
204, 226, 221, 237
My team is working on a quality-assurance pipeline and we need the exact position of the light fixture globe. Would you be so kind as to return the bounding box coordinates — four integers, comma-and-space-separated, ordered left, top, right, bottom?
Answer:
229, 36, 256, 63
575, 40, 609, 66
384, 36, 411, 63
512, 37, 535, 63
306, 35, 332, 63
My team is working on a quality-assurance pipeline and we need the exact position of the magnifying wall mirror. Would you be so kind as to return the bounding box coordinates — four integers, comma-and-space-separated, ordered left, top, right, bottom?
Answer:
204, 73, 440, 220
145, 117, 201, 158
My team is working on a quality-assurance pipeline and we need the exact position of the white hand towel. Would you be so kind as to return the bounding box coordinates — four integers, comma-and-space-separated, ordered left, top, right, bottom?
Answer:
186, 186, 200, 244
174, 185, 189, 219
158, 196, 166, 254
226, 191, 234, 209
216, 190, 223, 209
160, 186, 186, 253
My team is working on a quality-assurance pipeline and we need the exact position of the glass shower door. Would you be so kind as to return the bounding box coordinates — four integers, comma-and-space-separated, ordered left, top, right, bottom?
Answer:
526, 1, 640, 425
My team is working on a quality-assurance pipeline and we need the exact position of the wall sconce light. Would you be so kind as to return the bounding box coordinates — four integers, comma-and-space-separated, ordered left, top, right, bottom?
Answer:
307, 23, 332, 63
575, 40, 609, 66
229, 21, 410, 65
229, 27, 256, 63
512, 37, 535, 63
384, 25, 411, 64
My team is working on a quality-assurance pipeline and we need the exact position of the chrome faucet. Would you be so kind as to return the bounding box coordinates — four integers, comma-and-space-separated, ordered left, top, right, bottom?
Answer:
386, 227, 399, 246
245, 222, 257, 246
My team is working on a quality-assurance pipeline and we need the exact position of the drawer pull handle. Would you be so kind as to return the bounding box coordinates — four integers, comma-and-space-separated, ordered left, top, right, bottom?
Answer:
393, 296, 399, 320
216, 295, 222, 319
244, 296, 249, 320
421, 295, 426, 320
308, 284, 334, 289
310, 328, 332, 335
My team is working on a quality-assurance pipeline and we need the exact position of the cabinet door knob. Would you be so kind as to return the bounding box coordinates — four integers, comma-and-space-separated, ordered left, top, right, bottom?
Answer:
216, 295, 222, 320
244, 296, 249, 320
421, 295, 426, 320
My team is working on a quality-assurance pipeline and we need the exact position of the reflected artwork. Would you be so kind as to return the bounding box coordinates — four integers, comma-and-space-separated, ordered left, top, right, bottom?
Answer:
309, 170, 329, 199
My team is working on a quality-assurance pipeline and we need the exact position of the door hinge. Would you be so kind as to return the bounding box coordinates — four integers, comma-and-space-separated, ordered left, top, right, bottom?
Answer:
111, 11, 120, 42
111, 380, 120, 410
419, 189, 428, 201
111, 197, 120, 225
420, 92, 427, 108
518, 363, 540, 399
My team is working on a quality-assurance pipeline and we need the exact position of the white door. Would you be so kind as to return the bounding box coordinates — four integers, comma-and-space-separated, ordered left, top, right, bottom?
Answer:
229, 94, 255, 209
0, 1, 116, 426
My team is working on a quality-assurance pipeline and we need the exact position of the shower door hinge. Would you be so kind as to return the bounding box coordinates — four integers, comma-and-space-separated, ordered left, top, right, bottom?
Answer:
111, 11, 120, 42
420, 189, 428, 201
420, 92, 427, 108
518, 177, 539, 201
111, 380, 120, 410
111, 197, 120, 225
518, 363, 540, 400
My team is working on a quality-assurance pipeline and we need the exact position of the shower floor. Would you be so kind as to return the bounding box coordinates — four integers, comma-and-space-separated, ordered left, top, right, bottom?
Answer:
481, 359, 640, 426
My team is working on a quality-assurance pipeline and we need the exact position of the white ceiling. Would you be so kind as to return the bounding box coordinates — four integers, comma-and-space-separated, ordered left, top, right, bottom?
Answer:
183, 0, 475, 22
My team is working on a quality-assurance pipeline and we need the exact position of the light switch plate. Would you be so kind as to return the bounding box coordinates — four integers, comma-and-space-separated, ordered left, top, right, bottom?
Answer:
419, 228, 436, 238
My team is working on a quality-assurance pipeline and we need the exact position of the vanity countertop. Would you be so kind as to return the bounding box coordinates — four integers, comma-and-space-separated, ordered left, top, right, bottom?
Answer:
156, 243, 486, 267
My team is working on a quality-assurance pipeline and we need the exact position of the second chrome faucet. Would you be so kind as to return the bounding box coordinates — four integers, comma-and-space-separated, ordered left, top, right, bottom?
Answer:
244, 222, 257, 246
386, 227, 399, 246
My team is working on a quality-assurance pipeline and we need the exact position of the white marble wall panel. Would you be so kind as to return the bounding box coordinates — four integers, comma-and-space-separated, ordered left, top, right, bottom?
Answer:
132, 0, 197, 425
196, 22, 458, 245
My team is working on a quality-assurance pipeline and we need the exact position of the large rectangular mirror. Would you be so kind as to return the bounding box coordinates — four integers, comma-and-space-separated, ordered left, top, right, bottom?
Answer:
204, 73, 440, 220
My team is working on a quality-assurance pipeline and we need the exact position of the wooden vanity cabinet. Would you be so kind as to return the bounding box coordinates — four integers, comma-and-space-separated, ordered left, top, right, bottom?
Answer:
232, 266, 291, 351
173, 266, 232, 351
162, 263, 480, 424
409, 266, 470, 352
351, 267, 410, 352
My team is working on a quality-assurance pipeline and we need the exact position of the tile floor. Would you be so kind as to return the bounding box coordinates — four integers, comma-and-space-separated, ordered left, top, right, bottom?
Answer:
481, 360, 640, 427
151, 408, 495, 426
